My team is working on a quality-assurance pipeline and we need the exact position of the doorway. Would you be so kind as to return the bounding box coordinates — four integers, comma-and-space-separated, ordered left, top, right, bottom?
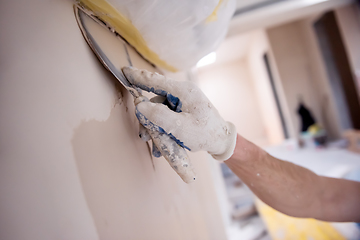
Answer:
314, 11, 360, 130
263, 53, 289, 139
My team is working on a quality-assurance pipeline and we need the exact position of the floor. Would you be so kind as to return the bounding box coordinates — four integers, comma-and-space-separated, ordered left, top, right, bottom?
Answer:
264, 144, 360, 239
222, 142, 360, 239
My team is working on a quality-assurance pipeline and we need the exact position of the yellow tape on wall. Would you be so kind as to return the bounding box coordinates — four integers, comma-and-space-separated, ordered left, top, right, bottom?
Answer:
79, 0, 178, 72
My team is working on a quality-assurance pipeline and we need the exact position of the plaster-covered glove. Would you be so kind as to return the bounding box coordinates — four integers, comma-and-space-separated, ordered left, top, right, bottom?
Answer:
123, 67, 237, 161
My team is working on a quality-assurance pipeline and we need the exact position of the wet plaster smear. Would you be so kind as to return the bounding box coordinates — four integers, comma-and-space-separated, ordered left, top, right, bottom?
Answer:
72, 92, 226, 240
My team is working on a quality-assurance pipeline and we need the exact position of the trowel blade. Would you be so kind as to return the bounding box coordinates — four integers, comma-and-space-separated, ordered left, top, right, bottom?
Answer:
74, 5, 140, 97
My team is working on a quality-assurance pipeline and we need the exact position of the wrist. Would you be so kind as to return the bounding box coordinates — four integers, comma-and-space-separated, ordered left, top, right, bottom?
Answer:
211, 122, 237, 161
225, 134, 265, 164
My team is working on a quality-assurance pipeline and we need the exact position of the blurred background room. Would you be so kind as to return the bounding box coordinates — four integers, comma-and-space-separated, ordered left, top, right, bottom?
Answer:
194, 0, 360, 239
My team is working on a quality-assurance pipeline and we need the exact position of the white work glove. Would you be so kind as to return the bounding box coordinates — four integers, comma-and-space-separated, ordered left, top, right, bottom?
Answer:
123, 67, 237, 161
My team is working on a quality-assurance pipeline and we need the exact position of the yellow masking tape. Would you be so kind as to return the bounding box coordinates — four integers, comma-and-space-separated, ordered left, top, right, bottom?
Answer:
79, 0, 178, 72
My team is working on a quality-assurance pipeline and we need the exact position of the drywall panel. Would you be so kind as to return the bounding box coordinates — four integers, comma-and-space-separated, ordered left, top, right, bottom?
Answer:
0, 1, 227, 239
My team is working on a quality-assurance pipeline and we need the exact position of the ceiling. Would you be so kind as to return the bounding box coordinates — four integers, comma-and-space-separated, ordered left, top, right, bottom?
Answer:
199, 0, 354, 68
228, 0, 354, 37
235, 0, 285, 15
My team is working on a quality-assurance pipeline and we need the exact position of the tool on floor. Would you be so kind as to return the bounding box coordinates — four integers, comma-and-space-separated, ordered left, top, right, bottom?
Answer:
74, 5, 196, 183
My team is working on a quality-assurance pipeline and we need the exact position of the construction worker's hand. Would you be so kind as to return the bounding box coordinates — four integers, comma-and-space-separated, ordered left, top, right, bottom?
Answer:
123, 67, 237, 161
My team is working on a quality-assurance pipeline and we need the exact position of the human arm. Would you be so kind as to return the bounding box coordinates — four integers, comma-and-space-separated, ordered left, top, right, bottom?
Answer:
123, 67, 360, 222
226, 134, 360, 222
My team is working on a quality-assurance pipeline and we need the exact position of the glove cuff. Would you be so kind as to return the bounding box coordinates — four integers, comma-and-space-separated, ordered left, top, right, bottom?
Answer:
211, 122, 237, 161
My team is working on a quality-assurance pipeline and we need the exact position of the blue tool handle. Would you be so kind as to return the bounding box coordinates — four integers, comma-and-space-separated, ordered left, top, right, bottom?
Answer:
147, 129, 196, 183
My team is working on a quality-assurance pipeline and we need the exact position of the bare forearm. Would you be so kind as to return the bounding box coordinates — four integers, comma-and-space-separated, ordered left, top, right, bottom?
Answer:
319, 177, 360, 222
225, 134, 360, 222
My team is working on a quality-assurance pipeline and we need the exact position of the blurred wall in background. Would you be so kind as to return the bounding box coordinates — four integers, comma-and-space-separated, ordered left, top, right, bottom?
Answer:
197, 58, 269, 147
267, 20, 331, 139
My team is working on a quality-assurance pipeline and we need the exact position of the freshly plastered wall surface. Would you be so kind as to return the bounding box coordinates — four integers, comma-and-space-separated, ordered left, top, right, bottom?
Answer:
197, 59, 268, 147
0, 1, 227, 240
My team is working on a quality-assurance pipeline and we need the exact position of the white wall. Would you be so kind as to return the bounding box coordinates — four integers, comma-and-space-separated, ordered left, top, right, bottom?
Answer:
197, 59, 268, 146
0, 1, 227, 239
247, 30, 285, 145
266, 20, 340, 139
